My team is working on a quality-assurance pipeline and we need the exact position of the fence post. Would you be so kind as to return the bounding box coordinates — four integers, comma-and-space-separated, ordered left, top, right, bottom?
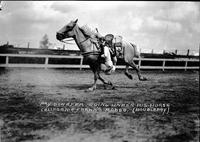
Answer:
175, 50, 178, 55
199, 44, 200, 56
80, 57, 83, 70
45, 57, 49, 69
163, 50, 165, 54
27, 42, 30, 48
6, 56, 9, 66
138, 58, 141, 69
26, 42, 30, 54
0, 119, 4, 142
162, 60, 165, 71
187, 49, 190, 56
185, 61, 188, 71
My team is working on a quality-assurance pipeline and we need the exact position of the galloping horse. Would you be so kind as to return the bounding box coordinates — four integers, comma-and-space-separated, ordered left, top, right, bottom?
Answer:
56, 19, 147, 91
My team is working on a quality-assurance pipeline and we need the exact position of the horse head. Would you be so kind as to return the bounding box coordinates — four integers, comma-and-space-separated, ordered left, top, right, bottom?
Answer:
56, 19, 102, 55
56, 19, 78, 41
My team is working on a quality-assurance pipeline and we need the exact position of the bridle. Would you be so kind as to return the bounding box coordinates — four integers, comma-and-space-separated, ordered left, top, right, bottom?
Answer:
59, 24, 101, 56
60, 23, 91, 45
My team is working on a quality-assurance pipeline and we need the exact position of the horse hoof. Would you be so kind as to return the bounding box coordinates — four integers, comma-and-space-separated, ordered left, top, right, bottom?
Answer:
89, 87, 95, 91
108, 81, 113, 86
105, 72, 111, 75
85, 87, 96, 92
112, 86, 116, 90
140, 77, 147, 81
125, 72, 133, 80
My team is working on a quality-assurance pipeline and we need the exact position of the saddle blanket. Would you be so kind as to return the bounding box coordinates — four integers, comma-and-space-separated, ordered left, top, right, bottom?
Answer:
114, 35, 123, 58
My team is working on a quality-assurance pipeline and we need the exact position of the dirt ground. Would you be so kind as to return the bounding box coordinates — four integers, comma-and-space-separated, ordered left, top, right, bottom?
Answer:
0, 68, 199, 142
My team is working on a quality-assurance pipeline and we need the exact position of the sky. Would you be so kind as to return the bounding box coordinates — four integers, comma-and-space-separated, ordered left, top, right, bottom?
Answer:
0, 1, 200, 54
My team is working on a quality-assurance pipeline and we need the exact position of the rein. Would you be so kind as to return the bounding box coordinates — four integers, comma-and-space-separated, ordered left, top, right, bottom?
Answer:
61, 38, 75, 44
78, 38, 101, 57
79, 37, 90, 44
81, 51, 101, 57
61, 37, 89, 45
60, 37, 100, 57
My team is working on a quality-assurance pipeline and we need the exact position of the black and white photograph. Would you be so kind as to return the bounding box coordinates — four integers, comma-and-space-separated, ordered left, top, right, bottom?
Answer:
0, 1, 199, 142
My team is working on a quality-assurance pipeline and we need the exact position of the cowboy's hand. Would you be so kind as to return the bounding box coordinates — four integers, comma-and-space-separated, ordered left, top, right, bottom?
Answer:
101, 54, 105, 58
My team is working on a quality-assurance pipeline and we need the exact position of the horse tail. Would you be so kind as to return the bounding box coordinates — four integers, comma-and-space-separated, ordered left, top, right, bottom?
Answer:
130, 43, 140, 58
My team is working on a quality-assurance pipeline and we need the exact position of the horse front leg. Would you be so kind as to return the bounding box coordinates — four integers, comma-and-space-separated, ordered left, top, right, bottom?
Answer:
88, 71, 98, 91
98, 73, 115, 89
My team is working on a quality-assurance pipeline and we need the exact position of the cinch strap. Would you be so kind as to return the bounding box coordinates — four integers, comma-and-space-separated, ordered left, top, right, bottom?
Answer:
81, 51, 101, 57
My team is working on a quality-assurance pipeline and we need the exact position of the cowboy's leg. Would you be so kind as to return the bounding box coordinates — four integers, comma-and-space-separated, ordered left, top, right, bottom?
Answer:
112, 56, 117, 66
106, 60, 113, 69
104, 46, 114, 70
111, 56, 117, 71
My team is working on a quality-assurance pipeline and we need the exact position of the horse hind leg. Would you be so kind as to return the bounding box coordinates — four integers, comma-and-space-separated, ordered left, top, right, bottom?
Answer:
124, 64, 133, 80
126, 60, 147, 81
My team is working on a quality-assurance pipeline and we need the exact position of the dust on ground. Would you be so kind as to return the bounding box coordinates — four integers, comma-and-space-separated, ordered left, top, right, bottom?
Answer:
0, 68, 199, 142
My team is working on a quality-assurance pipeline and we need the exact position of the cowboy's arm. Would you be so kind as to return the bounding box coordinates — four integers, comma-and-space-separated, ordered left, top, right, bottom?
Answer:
101, 46, 108, 58
101, 54, 106, 58
103, 46, 109, 59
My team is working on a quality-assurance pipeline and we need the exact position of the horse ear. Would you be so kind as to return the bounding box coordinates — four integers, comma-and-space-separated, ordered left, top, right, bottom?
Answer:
74, 19, 78, 23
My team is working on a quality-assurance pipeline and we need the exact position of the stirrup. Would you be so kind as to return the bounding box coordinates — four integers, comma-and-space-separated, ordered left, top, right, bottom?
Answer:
105, 66, 115, 75
112, 66, 116, 71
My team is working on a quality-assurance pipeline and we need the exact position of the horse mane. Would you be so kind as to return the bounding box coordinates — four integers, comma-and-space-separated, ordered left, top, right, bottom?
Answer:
79, 25, 97, 38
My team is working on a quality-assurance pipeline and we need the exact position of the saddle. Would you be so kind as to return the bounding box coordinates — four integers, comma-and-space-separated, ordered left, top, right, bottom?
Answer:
80, 25, 123, 57
80, 25, 103, 50
105, 34, 123, 58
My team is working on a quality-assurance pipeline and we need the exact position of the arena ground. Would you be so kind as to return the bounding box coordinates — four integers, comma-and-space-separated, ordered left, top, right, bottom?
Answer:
0, 68, 199, 142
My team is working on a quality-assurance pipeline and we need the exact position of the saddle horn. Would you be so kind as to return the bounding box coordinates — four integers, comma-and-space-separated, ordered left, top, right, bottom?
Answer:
74, 19, 78, 23
95, 28, 99, 33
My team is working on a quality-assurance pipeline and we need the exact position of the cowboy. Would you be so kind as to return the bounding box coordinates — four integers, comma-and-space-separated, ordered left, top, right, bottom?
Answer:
100, 34, 118, 74
100, 39, 116, 74
80, 25, 116, 74
104, 34, 117, 69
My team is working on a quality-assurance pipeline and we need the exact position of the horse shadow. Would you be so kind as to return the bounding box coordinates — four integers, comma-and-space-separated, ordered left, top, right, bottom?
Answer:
62, 84, 90, 90
63, 83, 116, 90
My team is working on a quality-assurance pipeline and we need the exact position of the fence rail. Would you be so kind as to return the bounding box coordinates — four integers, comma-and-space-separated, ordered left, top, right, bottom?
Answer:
4, 41, 199, 56
0, 54, 199, 71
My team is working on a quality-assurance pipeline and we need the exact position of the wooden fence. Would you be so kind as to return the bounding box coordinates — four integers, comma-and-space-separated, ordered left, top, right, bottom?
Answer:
0, 54, 199, 71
